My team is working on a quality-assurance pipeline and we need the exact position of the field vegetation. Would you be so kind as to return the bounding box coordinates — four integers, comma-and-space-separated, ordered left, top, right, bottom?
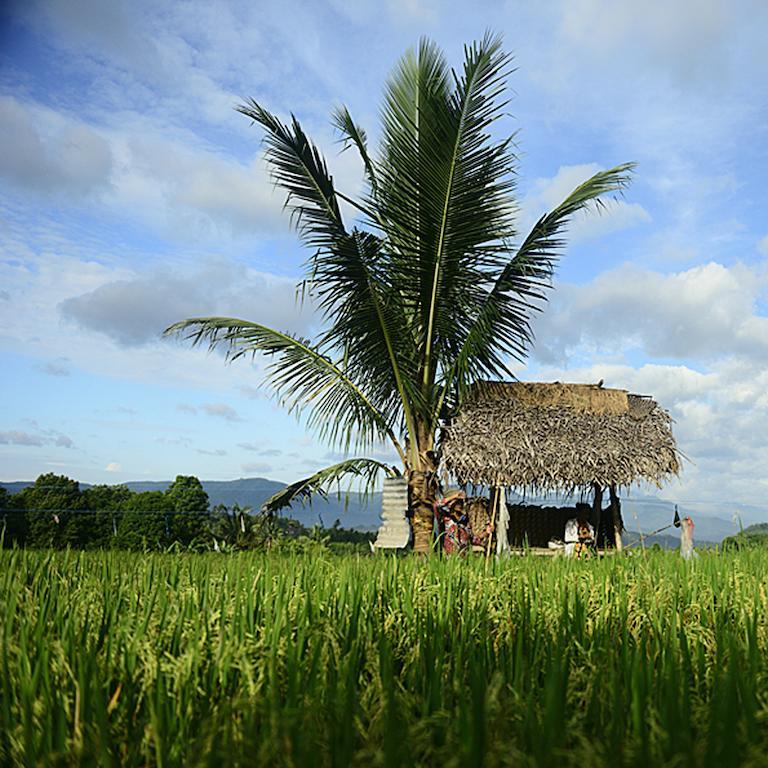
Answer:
2, 548, 767, 766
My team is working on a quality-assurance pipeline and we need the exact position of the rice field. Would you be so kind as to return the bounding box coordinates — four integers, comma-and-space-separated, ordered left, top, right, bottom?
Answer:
1, 548, 767, 767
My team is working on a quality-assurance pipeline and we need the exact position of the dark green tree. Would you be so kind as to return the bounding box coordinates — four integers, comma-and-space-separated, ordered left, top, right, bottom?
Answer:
0, 487, 26, 546
167, 33, 633, 552
82, 484, 133, 548
165, 475, 210, 547
116, 491, 172, 551
15, 474, 84, 548
210, 503, 256, 550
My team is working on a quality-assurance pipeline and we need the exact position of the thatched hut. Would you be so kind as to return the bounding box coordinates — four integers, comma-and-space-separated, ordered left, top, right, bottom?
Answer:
439, 382, 680, 551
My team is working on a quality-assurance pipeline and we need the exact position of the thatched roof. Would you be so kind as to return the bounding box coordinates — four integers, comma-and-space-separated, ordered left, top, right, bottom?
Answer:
439, 382, 680, 492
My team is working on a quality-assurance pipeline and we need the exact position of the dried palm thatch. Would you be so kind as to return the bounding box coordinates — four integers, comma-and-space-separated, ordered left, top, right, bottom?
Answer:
440, 382, 680, 493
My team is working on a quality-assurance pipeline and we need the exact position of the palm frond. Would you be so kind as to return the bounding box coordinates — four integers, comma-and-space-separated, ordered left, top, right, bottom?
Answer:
310, 230, 423, 450
377, 35, 452, 264
164, 317, 406, 460
376, 32, 518, 399
237, 100, 346, 250
445, 163, 636, 408
331, 105, 378, 194
261, 457, 397, 515
238, 101, 420, 441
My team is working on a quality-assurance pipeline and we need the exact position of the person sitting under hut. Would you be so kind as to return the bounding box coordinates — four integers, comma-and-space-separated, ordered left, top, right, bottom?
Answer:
436, 490, 471, 555
564, 503, 595, 558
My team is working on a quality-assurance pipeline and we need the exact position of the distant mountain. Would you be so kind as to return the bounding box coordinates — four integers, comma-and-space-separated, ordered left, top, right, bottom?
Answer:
720, 523, 768, 549
1, 477, 382, 531
0, 482, 34, 496
742, 523, 768, 535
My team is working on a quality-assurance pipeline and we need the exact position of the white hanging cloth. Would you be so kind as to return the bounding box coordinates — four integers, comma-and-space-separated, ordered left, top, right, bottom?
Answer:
496, 489, 510, 556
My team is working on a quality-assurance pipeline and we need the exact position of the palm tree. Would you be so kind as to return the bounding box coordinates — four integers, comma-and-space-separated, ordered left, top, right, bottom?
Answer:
166, 33, 633, 553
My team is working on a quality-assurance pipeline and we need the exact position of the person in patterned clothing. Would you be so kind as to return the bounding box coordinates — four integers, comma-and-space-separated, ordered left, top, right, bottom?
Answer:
436, 491, 472, 555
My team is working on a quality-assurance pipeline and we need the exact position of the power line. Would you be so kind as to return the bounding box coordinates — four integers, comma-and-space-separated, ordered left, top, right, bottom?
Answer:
0, 509, 214, 515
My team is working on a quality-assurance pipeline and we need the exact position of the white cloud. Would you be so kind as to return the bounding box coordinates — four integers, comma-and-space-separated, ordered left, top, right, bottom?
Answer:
571, 201, 651, 241
237, 385, 264, 400
110, 132, 289, 239
201, 403, 243, 422
0, 234, 272, 393
513, 1, 765, 268
557, 0, 766, 89
39, 359, 71, 377
385, 0, 437, 23
176, 402, 243, 422
59, 258, 315, 347
241, 462, 272, 474
521, 164, 651, 244
0, 96, 113, 196
759, 235, 768, 257
237, 443, 282, 456
0, 91, 294, 243
0, 429, 75, 449
19, 0, 236, 126
25, 0, 161, 72
0, 430, 46, 447
105, 462, 121, 472
526, 164, 604, 211
533, 261, 768, 365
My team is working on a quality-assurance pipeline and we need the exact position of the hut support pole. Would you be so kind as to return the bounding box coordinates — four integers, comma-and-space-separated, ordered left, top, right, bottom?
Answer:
609, 484, 623, 552
592, 483, 603, 548
486, 484, 500, 558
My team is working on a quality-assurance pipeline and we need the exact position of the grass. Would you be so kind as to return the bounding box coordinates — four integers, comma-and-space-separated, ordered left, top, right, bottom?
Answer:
1, 548, 767, 766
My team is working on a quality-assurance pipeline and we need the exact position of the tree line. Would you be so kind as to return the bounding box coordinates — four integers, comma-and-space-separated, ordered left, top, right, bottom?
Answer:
0, 473, 373, 552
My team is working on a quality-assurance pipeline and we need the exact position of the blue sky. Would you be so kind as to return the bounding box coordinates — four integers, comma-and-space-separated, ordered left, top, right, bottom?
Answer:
1, 0, 767, 508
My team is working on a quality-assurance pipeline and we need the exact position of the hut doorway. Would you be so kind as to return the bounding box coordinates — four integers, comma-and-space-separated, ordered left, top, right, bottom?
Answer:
502, 485, 624, 552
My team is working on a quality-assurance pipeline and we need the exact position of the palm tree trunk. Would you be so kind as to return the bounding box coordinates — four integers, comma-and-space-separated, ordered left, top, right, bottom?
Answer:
406, 418, 441, 554
408, 469, 437, 554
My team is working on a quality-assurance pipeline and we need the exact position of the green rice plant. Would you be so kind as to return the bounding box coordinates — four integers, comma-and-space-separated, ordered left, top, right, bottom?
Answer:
1, 549, 768, 766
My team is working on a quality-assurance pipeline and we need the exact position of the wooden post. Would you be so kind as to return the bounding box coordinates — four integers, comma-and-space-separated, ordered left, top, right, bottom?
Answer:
592, 483, 603, 549
486, 485, 500, 558
609, 484, 623, 552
